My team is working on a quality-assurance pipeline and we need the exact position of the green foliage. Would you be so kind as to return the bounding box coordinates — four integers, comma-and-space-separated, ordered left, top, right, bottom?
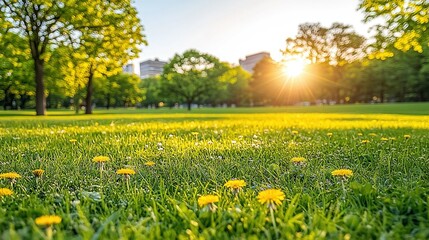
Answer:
160, 49, 229, 110
141, 76, 162, 108
219, 66, 252, 106
359, 0, 429, 56
0, 31, 34, 109
94, 73, 145, 108
0, 0, 146, 115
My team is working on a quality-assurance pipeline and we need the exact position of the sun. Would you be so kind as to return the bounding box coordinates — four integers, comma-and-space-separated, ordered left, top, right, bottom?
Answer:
282, 59, 306, 78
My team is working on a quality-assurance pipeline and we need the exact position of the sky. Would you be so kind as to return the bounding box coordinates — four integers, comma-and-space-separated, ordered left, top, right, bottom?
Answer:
132, 0, 372, 70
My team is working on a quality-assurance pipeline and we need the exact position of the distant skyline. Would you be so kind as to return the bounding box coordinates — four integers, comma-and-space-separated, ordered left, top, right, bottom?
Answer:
132, 0, 372, 70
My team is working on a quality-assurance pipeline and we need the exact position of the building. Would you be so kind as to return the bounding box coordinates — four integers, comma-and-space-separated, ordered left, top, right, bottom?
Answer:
239, 52, 271, 73
122, 63, 135, 74
140, 58, 167, 79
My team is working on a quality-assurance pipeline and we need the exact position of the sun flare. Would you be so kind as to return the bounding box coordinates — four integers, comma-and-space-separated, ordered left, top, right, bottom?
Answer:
282, 59, 306, 78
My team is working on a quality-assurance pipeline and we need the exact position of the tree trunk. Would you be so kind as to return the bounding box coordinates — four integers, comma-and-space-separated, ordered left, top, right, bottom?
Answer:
34, 59, 46, 115
3, 87, 10, 110
187, 101, 192, 111
106, 94, 110, 109
85, 65, 95, 114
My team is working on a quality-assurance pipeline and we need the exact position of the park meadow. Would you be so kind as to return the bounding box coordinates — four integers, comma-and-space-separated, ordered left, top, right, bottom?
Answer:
1, 104, 429, 239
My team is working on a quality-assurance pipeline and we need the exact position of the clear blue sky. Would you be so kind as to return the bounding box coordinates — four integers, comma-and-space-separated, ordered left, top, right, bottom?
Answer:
133, 0, 370, 66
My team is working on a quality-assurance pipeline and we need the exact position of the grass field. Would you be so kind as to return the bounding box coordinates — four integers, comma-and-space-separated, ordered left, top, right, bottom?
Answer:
1, 103, 429, 239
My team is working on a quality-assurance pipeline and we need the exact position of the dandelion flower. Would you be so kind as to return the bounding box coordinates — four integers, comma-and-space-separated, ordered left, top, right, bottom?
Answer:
92, 156, 110, 163
0, 188, 13, 196
0, 172, 22, 179
257, 189, 285, 209
144, 161, 156, 167
389, 137, 397, 140
198, 194, 219, 207
361, 140, 370, 144
291, 157, 306, 165
327, 133, 333, 137
381, 137, 389, 141
291, 130, 298, 135
404, 134, 411, 139
224, 180, 246, 192
116, 168, 136, 175
33, 169, 45, 177
35, 215, 62, 226
331, 169, 353, 178
369, 133, 377, 136
357, 133, 363, 136
69, 139, 77, 143
198, 195, 219, 211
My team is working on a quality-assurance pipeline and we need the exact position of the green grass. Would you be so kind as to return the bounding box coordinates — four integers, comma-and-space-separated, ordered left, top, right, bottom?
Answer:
0, 104, 429, 239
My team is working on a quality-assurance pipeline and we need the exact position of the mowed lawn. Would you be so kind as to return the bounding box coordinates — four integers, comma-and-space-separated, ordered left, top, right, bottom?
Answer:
0, 103, 429, 239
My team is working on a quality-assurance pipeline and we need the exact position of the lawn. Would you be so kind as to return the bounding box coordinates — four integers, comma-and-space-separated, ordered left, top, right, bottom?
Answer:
0, 104, 428, 239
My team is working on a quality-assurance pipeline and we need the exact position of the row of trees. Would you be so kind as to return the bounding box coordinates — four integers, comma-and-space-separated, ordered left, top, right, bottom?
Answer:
1, 0, 428, 112
251, 22, 429, 105
0, 0, 145, 115
2, 27, 428, 111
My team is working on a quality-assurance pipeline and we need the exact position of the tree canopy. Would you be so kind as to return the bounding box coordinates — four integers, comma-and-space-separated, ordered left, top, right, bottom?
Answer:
359, 0, 429, 57
160, 49, 229, 110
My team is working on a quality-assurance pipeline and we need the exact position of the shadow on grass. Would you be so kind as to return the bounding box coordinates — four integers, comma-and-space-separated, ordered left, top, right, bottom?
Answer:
1, 102, 429, 117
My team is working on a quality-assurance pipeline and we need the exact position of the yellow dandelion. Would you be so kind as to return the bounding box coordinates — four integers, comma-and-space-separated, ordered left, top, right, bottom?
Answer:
191, 132, 199, 136
357, 133, 363, 136
257, 189, 285, 208
116, 168, 136, 175
404, 134, 411, 139
224, 180, 246, 190
0, 172, 22, 179
291, 130, 298, 135
35, 215, 62, 226
369, 133, 377, 136
389, 137, 397, 140
69, 139, 77, 143
92, 156, 110, 163
331, 169, 353, 178
33, 169, 45, 177
327, 133, 333, 137
198, 194, 219, 207
361, 140, 370, 144
291, 157, 306, 164
0, 188, 13, 196
144, 161, 156, 167
380, 137, 389, 141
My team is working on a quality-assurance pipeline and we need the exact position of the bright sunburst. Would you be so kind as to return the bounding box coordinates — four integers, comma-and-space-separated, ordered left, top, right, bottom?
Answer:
282, 59, 307, 78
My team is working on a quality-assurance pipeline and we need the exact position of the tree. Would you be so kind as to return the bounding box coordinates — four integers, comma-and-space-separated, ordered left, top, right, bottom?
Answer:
282, 22, 366, 103
359, 0, 429, 57
1, 1, 80, 115
220, 66, 251, 106
160, 49, 228, 110
0, 29, 34, 110
250, 56, 284, 105
75, 1, 145, 114
0, 0, 144, 115
94, 73, 144, 108
44, 46, 88, 113
141, 76, 162, 108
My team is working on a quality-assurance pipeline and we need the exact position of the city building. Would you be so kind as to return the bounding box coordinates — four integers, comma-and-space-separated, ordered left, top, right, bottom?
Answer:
122, 63, 135, 74
140, 58, 167, 79
239, 52, 271, 73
